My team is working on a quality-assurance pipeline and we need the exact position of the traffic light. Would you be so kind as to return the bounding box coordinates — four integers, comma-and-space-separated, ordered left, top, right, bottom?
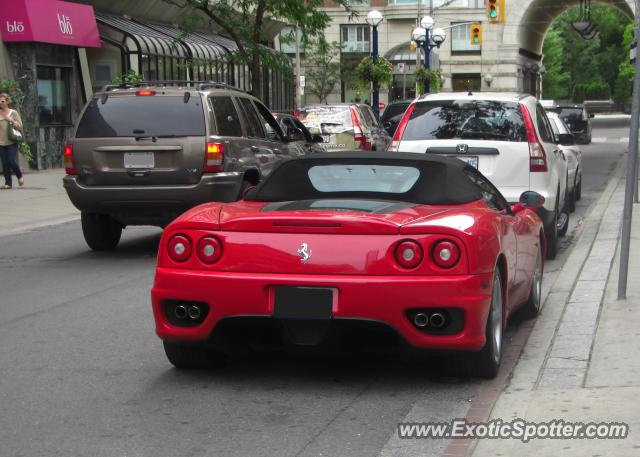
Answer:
487, 0, 504, 23
471, 23, 482, 45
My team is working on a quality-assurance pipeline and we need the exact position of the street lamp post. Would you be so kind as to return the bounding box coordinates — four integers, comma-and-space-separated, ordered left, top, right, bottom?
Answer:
412, 16, 446, 94
366, 10, 384, 115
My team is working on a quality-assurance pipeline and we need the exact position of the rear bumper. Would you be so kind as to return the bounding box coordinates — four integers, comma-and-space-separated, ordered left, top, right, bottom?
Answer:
63, 173, 242, 225
151, 269, 494, 351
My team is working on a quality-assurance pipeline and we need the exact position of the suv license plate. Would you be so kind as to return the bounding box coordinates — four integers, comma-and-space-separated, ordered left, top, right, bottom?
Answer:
456, 155, 478, 168
124, 152, 154, 169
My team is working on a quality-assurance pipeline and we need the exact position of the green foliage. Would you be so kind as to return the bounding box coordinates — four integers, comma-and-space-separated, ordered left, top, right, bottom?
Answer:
167, 0, 357, 98
543, 4, 631, 102
572, 81, 610, 102
414, 67, 443, 95
542, 29, 570, 99
614, 23, 635, 106
0, 78, 24, 108
355, 56, 393, 89
305, 38, 342, 103
111, 70, 144, 84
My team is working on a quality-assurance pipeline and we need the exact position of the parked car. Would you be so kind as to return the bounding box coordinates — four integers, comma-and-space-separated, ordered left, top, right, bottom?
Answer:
273, 113, 326, 154
546, 111, 583, 212
151, 152, 545, 378
546, 104, 593, 144
297, 104, 391, 152
388, 92, 569, 259
63, 81, 309, 251
380, 100, 412, 136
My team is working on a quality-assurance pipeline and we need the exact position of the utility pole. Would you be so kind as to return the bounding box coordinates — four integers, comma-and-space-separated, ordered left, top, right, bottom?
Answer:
618, 0, 640, 299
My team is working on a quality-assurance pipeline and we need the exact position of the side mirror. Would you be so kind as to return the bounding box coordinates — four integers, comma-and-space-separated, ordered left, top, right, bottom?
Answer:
519, 191, 545, 208
555, 133, 575, 146
311, 134, 324, 143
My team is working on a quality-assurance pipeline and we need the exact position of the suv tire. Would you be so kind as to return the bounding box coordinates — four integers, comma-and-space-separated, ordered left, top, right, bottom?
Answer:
545, 204, 559, 260
81, 212, 122, 251
558, 187, 570, 237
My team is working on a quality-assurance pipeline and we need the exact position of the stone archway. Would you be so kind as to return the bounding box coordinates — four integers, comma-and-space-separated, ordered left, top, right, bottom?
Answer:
480, 0, 635, 94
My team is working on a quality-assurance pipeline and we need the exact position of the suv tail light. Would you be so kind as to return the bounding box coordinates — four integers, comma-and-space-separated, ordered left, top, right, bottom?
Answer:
204, 142, 224, 172
521, 104, 548, 172
135, 90, 156, 96
388, 103, 416, 152
63, 144, 77, 175
350, 107, 371, 150
431, 240, 460, 268
395, 240, 424, 269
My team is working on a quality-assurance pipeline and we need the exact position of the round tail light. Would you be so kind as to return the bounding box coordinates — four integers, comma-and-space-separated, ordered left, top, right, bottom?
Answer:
395, 240, 424, 269
168, 234, 192, 262
196, 236, 222, 264
432, 240, 460, 268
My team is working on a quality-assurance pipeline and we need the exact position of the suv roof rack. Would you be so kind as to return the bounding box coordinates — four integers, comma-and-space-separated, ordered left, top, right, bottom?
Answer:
100, 80, 244, 93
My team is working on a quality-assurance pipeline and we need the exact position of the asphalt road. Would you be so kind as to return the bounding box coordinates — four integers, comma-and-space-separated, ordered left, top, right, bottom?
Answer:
0, 115, 628, 457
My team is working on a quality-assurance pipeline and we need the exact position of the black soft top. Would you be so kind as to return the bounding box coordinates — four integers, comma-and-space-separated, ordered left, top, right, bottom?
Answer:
245, 152, 484, 205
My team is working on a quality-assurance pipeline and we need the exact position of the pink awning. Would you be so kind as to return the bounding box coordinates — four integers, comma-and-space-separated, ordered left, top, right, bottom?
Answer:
1, 0, 100, 48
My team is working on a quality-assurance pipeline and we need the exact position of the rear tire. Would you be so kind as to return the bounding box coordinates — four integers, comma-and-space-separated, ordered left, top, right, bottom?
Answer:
558, 191, 570, 237
449, 268, 503, 379
522, 245, 543, 318
163, 342, 225, 369
81, 212, 122, 251
576, 176, 582, 201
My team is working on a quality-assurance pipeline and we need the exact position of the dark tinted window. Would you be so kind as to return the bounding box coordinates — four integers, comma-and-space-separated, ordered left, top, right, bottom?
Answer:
210, 96, 242, 137
381, 102, 410, 122
237, 97, 265, 138
359, 106, 377, 127
402, 100, 526, 142
558, 108, 585, 121
535, 104, 553, 143
76, 96, 205, 137
254, 101, 283, 141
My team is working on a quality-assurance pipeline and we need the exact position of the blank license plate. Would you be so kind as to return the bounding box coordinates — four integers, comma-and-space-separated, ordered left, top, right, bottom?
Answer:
456, 155, 478, 168
273, 287, 333, 320
124, 152, 154, 169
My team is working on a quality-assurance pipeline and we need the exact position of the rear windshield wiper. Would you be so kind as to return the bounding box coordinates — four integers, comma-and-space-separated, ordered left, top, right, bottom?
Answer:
133, 134, 187, 141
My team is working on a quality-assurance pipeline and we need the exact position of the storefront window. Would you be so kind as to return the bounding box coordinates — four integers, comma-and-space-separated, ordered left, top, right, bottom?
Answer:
37, 66, 71, 125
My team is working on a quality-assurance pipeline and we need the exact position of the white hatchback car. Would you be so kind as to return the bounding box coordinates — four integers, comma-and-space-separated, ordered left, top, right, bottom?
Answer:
546, 111, 583, 213
388, 92, 569, 259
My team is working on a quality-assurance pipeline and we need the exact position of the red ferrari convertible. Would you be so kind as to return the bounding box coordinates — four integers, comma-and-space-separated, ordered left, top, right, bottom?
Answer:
151, 152, 545, 377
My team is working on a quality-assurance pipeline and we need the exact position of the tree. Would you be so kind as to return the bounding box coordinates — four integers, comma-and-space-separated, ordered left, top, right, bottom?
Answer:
305, 38, 342, 104
163, 0, 356, 101
541, 29, 570, 99
614, 23, 635, 107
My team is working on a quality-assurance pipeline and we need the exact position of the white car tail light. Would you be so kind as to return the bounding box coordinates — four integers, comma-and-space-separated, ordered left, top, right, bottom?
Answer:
521, 104, 548, 172
389, 103, 416, 151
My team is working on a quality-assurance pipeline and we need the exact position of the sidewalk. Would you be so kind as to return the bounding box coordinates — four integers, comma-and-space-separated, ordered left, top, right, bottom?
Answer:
0, 168, 78, 237
468, 161, 640, 456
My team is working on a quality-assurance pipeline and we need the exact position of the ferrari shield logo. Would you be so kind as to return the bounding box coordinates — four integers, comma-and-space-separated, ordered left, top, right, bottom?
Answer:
456, 144, 469, 154
297, 243, 312, 263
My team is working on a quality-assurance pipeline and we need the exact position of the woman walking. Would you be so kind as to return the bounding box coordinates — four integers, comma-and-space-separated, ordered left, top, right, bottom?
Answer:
0, 92, 24, 189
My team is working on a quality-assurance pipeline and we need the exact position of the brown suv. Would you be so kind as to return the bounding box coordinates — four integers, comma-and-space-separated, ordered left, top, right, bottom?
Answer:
63, 81, 308, 250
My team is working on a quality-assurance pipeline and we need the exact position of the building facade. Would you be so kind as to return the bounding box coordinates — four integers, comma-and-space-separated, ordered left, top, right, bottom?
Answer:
0, 0, 293, 170
284, 0, 548, 108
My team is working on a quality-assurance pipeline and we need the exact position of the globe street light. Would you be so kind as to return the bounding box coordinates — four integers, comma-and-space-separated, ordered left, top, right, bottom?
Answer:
412, 16, 447, 94
366, 10, 384, 115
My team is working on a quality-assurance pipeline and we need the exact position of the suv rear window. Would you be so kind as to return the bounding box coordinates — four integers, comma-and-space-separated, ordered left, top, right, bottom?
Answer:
401, 100, 526, 142
381, 102, 410, 122
76, 95, 205, 138
558, 108, 585, 121
298, 106, 353, 135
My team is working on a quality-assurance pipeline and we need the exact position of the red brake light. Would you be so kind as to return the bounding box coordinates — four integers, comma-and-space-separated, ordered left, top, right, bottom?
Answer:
392, 103, 416, 142
204, 142, 224, 172
63, 144, 77, 175
167, 234, 192, 262
431, 240, 460, 268
520, 103, 547, 172
350, 106, 369, 150
395, 240, 424, 269
135, 90, 156, 96
196, 236, 223, 264
293, 110, 299, 119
